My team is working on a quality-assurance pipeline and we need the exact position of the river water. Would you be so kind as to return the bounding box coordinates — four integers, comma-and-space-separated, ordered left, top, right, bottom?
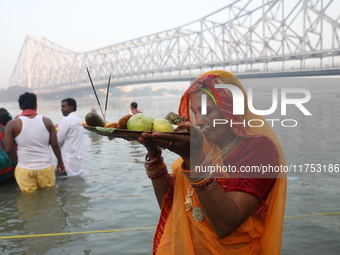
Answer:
0, 87, 340, 254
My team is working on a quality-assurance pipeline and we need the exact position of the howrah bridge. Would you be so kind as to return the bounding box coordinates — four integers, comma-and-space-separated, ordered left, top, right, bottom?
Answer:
9, 0, 340, 96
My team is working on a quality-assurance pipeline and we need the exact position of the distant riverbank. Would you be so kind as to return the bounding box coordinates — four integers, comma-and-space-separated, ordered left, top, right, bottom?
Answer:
0, 85, 185, 102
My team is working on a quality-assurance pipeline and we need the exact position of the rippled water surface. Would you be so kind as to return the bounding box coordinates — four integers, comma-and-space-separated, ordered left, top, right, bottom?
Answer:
1, 88, 340, 254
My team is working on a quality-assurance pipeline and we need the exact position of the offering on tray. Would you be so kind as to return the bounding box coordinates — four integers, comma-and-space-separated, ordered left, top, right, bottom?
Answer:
81, 112, 188, 140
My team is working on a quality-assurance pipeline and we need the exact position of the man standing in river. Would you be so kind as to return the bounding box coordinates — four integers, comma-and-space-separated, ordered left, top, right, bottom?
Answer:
5, 92, 65, 193
57, 98, 84, 177
130, 102, 143, 115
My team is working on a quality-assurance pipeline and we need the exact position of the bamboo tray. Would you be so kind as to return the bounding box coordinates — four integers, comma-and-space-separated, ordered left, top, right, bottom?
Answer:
82, 125, 189, 140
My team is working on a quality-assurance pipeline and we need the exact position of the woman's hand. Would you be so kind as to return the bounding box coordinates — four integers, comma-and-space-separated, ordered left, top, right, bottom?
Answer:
138, 123, 205, 168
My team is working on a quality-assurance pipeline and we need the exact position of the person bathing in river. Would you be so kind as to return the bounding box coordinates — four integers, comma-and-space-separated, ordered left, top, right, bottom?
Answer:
5, 92, 65, 193
57, 98, 84, 177
137, 70, 287, 254
0, 108, 16, 183
130, 102, 143, 115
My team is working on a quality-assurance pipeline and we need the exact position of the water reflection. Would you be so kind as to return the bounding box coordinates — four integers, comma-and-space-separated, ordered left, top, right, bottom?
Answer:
88, 131, 102, 145
86, 131, 103, 155
128, 141, 147, 164
0, 176, 91, 254
16, 188, 65, 254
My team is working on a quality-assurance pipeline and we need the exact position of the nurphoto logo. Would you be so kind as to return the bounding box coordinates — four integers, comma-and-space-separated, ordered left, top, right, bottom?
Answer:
201, 84, 312, 128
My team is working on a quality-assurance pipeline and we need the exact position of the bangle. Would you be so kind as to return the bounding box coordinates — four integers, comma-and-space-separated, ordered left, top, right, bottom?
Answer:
144, 159, 164, 172
145, 147, 162, 164
146, 165, 168, 180
181, 155, 217, 190
145, 148, 168, 180
149, 171, 168, 180
191, 178, 216, 191
181, 155, 212, 181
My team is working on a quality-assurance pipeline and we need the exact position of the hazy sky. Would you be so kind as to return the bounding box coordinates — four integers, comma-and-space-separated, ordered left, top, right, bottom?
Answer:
0, 0, 229, 89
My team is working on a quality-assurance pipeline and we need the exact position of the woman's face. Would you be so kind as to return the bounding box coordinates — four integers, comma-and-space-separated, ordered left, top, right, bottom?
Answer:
190, 90, 234, 145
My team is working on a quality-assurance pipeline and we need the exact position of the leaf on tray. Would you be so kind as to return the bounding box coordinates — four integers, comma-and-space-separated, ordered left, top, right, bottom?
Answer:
96, 127, 116, 133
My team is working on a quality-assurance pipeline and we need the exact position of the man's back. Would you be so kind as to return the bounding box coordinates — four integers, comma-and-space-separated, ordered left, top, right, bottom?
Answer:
5, 92, 65, 192
15, 115, 52, 169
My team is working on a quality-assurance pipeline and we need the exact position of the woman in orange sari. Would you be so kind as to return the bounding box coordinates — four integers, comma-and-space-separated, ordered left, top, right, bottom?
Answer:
139, 70, 287, 255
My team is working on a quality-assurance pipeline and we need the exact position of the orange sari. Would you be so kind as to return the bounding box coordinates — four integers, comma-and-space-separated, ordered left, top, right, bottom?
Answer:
153, 70, 287, 254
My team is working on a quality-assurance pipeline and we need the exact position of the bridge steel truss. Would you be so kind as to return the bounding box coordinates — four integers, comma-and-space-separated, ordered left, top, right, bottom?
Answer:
9, 0, 340, 94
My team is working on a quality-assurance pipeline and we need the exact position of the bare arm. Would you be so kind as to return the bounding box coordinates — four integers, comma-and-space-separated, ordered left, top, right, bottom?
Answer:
140, 124, 259, 238
4, 120, 18, 162
43, 117, 65, 173
151, 175, 171, 208
139, 123, 203, 208
138, 143, 171, 208
196, 184, 259, 238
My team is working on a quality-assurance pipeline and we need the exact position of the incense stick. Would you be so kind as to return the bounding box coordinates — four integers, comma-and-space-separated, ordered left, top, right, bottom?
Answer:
86, 67, 105, 118
104, 74, 111, 119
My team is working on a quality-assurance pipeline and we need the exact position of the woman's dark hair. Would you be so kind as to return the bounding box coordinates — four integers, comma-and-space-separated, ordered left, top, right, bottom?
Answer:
130, 102, 138, 109
18, 92, 37, 110
62, 98, 77, 111
0, 108, 12, 126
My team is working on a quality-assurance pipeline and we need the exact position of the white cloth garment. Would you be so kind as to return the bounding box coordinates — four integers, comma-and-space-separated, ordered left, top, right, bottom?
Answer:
16, 115, 52, 169
57, 112, 84, 176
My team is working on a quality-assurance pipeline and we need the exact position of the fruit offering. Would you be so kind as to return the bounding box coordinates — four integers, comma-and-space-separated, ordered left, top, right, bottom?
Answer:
104, 121, 117, 128
165, 112, 187, 125
83, 112, 187, 134
153, 118, 174, 132
85, 112, 106, 127
127, 114, 154, 131
117, 114, 133, 129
